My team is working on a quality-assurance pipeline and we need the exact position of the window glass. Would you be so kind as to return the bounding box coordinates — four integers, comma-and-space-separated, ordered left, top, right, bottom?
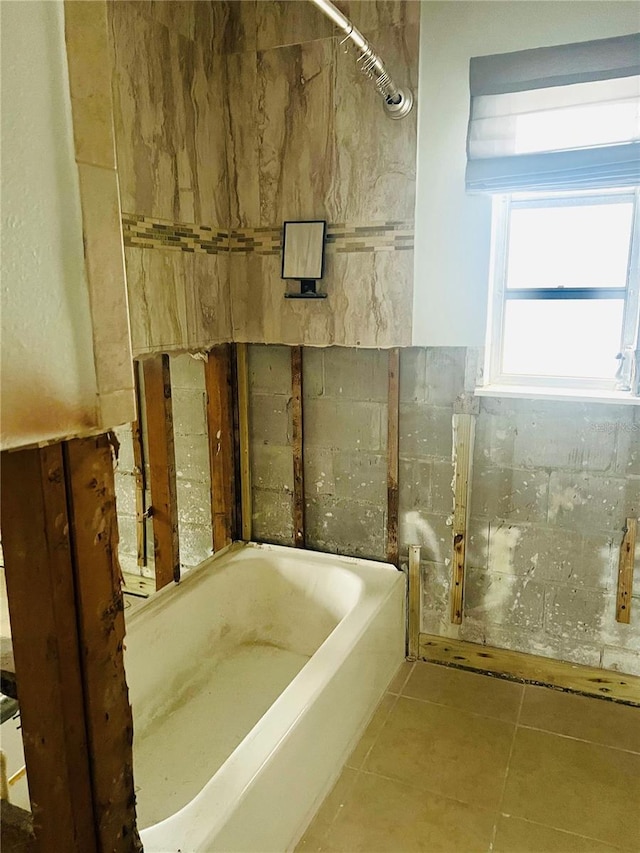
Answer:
501, 298, 625, 379
506, 201, 633, 289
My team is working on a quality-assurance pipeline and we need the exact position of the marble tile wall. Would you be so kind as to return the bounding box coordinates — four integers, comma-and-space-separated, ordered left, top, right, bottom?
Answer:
224, 0, 419, 347
109, 0, 419, 352
108, 0, 232, 355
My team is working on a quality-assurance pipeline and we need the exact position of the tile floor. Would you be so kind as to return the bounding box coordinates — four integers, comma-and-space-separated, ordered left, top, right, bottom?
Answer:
296, 661, 640, 853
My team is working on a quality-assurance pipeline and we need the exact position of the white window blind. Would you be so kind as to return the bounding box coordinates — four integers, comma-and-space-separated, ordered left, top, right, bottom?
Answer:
466, 34, 640, 193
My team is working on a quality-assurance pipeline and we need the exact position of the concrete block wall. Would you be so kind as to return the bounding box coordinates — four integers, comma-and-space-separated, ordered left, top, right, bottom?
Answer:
247, 343, 640, 675
171, 354, 213, 571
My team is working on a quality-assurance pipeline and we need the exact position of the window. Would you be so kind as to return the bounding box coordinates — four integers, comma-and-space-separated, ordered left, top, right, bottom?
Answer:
486, 189, 639, 391
466, 33, 640, 400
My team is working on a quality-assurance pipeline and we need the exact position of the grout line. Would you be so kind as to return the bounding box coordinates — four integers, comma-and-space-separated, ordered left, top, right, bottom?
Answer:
386, 660, 415, 696
345, 690, 401, 772
489, 684, 525, 851
396, 691, 522, 726
516, 722, 640, 756
496, 812, 634, 852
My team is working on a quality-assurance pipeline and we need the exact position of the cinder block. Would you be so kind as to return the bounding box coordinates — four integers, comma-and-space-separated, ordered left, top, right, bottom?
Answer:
485, 523, 616, 590
175, 434, 210, 482
400, 348, 427, 403
172, 388, 207, 436
249, 344, 292, 395
170, 352, 205, 390
302, 347, 324, 398
116, 515, 138, 559
399, 510, 451, 565
547, 471, 633, 532
399, 403, 453, 460
332, 451, 386, 504
399, 459, 433, 513
471, 466, 549, 523
304, 399, 383, 451
305, 494, 385, 560
511, 410, 617, 471
303, 448, 335, 495
430, 460, 455, 515
323, 346, 388, 402
178, 523, 213, 568
114, 426, 135, 473
114, 471, 137, 517
250, 395, 292, 446
251, 444, 294, 492
252, 488, 294, 546
464, 567, 545, 629
601, 646, 640, 676
176, 479, 212, 529
424, 347, 466, 405
543, 586, 609, 642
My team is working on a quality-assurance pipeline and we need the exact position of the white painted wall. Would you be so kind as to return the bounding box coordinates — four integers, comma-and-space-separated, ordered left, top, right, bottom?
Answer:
1, 1, 99, 449
413, 1, 640, 346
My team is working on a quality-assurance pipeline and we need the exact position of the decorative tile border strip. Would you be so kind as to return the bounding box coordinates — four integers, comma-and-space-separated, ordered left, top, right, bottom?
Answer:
122, 214, 229, 254
122, 214, 414, 255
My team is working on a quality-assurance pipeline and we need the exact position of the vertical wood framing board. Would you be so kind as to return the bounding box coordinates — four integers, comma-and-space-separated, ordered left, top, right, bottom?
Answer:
0, 446, 97, 853
63, 436, 141, 853
205, 345, 236, 551
408, 545, 421, 660
616, 517, 638, 623
387, 349, 400, 565
291, 346, 305, 547
142, 354, 180, 588
236, 343, 252, 541
230, 344, 243, 541
451, 412, 476, 624
131, 361, 147, 567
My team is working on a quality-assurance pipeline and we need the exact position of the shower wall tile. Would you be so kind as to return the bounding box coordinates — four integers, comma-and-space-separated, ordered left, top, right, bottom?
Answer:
230, 245, 413, 347
226, 50, 261, 227
109, 1, 229, 226
329, 23, 419, 223
255, 0, 334, 52
339, 0, 421, 32
222, 1, 257, 54
257, 38, 337, 226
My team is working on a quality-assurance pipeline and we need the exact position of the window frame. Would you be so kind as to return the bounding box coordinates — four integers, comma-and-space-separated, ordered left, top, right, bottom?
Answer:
483, 187, 640, 394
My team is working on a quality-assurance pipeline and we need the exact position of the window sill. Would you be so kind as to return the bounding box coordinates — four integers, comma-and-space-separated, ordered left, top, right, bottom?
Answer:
474, 384, 640, 406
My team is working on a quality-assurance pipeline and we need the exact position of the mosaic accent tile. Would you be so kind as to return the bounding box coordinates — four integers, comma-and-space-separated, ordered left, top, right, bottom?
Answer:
122, 214, 414, 255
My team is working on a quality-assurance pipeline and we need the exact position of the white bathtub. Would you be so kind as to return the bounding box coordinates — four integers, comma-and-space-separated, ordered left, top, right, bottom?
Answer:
124, 542, 405, 852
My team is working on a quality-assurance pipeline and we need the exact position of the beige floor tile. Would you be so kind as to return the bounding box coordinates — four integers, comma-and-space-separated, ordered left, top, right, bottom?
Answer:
403, 662, 524, 722
346, 693, 398, 770
388, 660, 414, 694
520, 686, 640, 753
295, 767, 359, 851
502, 727, 640, 848
363, 696, 515, 809
324, 770, 496, 853
493, 816, 624, 853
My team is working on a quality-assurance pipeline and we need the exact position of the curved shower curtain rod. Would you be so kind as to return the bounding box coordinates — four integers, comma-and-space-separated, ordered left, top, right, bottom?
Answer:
308, 0, 413, 119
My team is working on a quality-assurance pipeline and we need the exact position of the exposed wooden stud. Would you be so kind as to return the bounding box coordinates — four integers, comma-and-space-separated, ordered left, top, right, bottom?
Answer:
616, 517, 637, 624
450, 408, 476, 624
1, 444, 97, 853
230, 344, 243, 541
131, 361, 147, 567
236, 343, 252, 541
387, 349, 400, 566
63, 435, 141, 853
142, 354, 180, 589
408, 545, 421, 660
1, 438, 142, 852
419, 633, 640, 706
291, 346, 305, 547
205, 345, 236, 552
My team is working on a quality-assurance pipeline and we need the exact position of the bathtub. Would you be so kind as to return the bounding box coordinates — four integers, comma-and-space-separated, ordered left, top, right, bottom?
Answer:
124, 542, 405, 852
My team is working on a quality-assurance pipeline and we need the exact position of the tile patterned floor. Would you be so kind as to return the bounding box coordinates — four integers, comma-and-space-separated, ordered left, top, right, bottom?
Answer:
297, 661, 640, 853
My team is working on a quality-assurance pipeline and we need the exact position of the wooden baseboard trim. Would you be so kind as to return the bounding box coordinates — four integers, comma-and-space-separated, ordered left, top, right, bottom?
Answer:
418, 633, 640, 707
